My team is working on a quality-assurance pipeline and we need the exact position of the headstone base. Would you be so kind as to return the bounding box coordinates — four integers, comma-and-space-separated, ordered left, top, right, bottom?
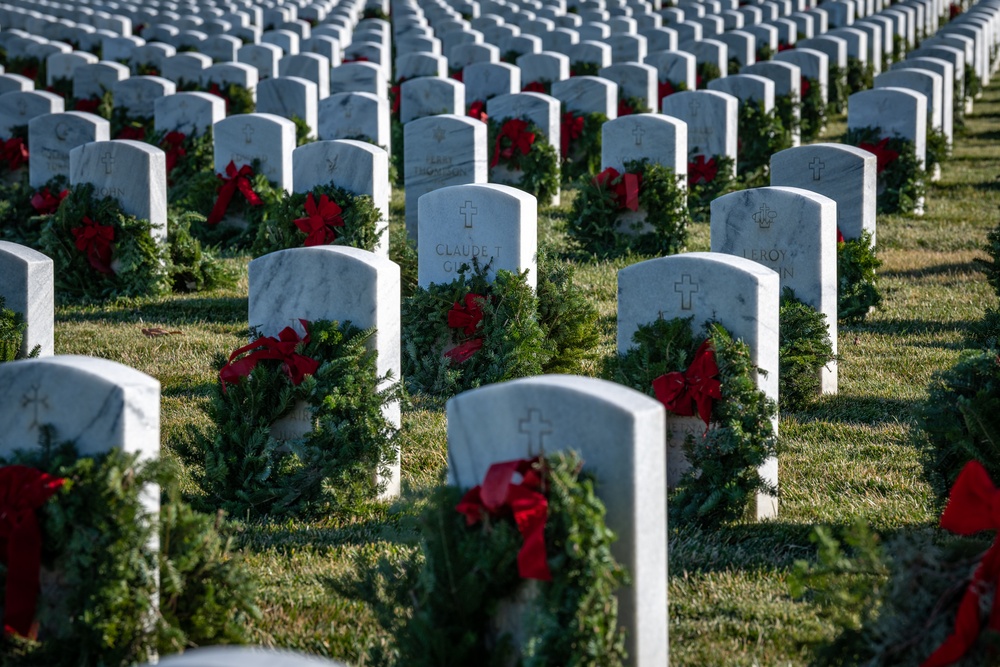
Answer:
614, 207, 654, 237
488, 579, 541, 667
491, 164, 560, 206
270, 399, 315, 440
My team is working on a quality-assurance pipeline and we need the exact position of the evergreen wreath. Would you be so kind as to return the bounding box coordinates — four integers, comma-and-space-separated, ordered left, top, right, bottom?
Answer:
0, 430, 259, 666
616, 95, 650, 117
0, 174, 67, 248
925, 127, 950, 174
401, 263, 549, 396
687, 153, 738, 223
147, 127, 215, 191
800, 76, 827, 142
569, 61, 601, 77
487, 117, 560, 204
201, 319, 402, 517
170, 158, 282, 250
774, 91, 801, 146
250, 183, 383, 257
737, 100, 790, 186
837, 230, 882, 323
846, 57, 874, 94
609, 317, 778, 526
108, 105, 154, 143
568, 158, 689, 257
391, 119, 404, 188
0, 293, 40, 361
6, 56, 42, 86
70, 90, 114, 119
696, 61, 722, 87
0, 125, 28, 178
534, 251, 602, 375
827, 65, 848, 115
965, 63, 980, 100
402, 451, 628, 667
779, 288, 837, 411
559, 110, 605, 183
177, 80, 255, 116
845, 126, 925, 215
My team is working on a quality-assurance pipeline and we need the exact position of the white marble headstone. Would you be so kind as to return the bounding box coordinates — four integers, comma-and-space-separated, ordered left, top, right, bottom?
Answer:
257, 77, 319, 140
0, 90, 64, 137
0, 240, 53, 358
29, 111, 110, 188
214, 113, 296, 192
154, 92, 225, 137
318, 92, 391, 154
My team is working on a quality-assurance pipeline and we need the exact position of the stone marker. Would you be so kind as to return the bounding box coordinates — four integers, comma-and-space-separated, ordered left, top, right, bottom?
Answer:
29, 111, 110, 188
774, 47, 830, 105
617, 251, 779, 516
447, 375, 668, 666
551, 76, 618, 117
875, 67, 947, 145
160, 52, 212, 86
248, 246, 401, 498
278, 53, 331, 100
329, 62, 387, 98
292, 140, 391, 255
0, 355, 159, 461
154, 92, 225, 137
711, 186, 838, 393
601, 113, 687, 181
46, 51, 98, 86
318, 92, 391, 154
417, 183, 537, 288
600, 62, 659, 113
661, 90, 738, 177
487, 92, 561, 204
152, 646, 348, 667
112, 76, 176, 119
257, 77, 319, 139
0, 74, 34, 96
69, 140, 168, 240
0, 90, 63, 137
400, 77, 465, 123
238, 43, 284, 80
771, 143, 877, 245
463, 62, 521, 104
214, 113, 296, 192
0, 240, 54, 357
396, 52, 448, 80
404, 114, 488, 241
847, 87, 928, 171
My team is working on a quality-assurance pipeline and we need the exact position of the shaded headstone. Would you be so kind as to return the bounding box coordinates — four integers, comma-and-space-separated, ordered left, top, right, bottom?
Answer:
29, 111, 110, 188
0, 240, 53, 357
214, 113, 296, 192
400, 77, 465, 123
318, 92, 391, 154
112, 76, 175, 119
0, 90, 64, 138
661, 90, 738, 177
257, 77, 319, 139
154, 92, 226, 137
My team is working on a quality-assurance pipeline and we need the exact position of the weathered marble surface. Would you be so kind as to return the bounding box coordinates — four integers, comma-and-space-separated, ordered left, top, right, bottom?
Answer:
0, 240, 53, 358
214, 113, 296, 192
154, 92, 225, 137
29, 110, 109, 188
153, 647, 347, 667
0, 90, 63, 137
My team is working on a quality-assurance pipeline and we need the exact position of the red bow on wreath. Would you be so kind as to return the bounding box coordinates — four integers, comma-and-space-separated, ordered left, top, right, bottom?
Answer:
523, 81, 546, 93
658, 79, 676, 102
448, 293, 485, 335
468, 100, 488, 122
2, 137, 28, 171
857, 137, 900, 175
30, 187, 67, 215
161, 131, 187, 175
800, 77, 811, 99
219, 320, 320, 392
778, 41, 795, 51
444, 338, 484, 363
921, 461, 1000, 667
207, 161, 264, 225
491, 118, 536, 168
617, 98, 638, 117
594, 167, 642, 212
837, 228, 845, 244
206, 82, 230, 114
688, 154, 719, 187
652, 339, 722, 426
560, 112, 584, 156
391, 77, 407, 116
74, 97, 101, 114
0, 465, 66, 639
71, 215, 115, 274
294, 192, 344, 246
456, 457, 552, 581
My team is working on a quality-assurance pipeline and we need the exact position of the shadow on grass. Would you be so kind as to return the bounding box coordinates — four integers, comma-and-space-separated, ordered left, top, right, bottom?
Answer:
787, 394, 921, 426
880, 261, 982, 279
851, 317, 980, 337
57, 295, 248, 325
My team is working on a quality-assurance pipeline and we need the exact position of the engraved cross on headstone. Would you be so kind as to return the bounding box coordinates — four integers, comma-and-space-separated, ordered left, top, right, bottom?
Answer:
519, 408, 552, 455
16, 98, 27, 116
753, 203, 777, 229
633, 124, 645, 145
433, 126, 446, 142
327, 155, 339, 173
343, 101, 353, 118
809, 157, 825, 180
21, 384, 49, 432
689, 99, 700, 116
101, 151, 115, 174
460, 200, 477, 228
243, 123, 254, 144
674, 274, 699, 310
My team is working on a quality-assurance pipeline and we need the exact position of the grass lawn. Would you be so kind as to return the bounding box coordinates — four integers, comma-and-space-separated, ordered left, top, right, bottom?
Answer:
49, 79, 1000, 665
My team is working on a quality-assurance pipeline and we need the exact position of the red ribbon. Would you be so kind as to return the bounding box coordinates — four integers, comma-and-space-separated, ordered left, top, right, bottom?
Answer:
456, 457, 552, 581
801, 76, 811, 99
451, 70, 464, 82
594, 167, 642, 212
448, 293, 485, 335
652, 339, 722, 426
522, 81, 546, 93
921, 461, 1000, 667
390, 77, 406, 116
658, 79, 676, 102
343, 55, 370, 63
444, 338, 484, 363
560, 112, 584, 156
70, 215, 115, 274
0, 465, 65, 638
617, 99, 637, 116
17, 65, 38, 81
219, 319, 320, 392
778, 42, 795, 51
688, 155, 719, 187
116, 125, 146, 141
162, 131, 187, 176
74, 97, 101, 114
468, 99, 488, 122
837, 228, 845, 243
30, 187, 67, 215
294, 192, 344, 246
857, 137, 900, 174
491, 118, 536, 168
2, 137, 28, 171
207, 160, 264, 225
206, 83, 230, 114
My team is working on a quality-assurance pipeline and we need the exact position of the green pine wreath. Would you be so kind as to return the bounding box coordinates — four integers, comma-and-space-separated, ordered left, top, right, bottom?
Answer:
0, 293, 39, 361
687, 153, 738, 223
0, 174, 67, 248
401, 451, 628, 667
560, 110, 605, 183
486, 118, 560, 204
827, 65, 848, 115
250, 183, 383, 256
737, 100, 791, 186
800, 76, 827, 142
846, 57, 874, 94
201, 319, 402, 518
149, 127, 215, 191
845, 126, 925, 215
838, 231, 882, 323
568, 158, 689, 257
779, 288, 837, 411
609, 317, 778, 526
0, 431, 259, 666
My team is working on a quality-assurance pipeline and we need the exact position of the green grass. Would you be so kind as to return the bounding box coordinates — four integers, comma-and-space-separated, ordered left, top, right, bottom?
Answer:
47, 81, 1000, 665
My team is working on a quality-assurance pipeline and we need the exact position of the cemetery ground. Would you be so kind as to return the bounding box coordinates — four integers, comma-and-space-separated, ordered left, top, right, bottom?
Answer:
44, 81, 1000, 666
